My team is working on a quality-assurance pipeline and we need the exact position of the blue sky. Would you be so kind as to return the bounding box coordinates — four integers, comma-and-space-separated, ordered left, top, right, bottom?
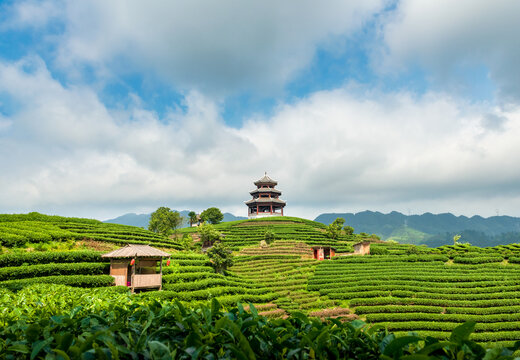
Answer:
1, 0, 520, 220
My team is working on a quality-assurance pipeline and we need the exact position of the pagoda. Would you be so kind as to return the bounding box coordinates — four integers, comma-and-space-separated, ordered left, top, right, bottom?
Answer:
245, 173, 286, 218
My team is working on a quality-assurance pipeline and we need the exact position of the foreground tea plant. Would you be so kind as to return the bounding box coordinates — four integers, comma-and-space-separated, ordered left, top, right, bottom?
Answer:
1, 285, 520, 359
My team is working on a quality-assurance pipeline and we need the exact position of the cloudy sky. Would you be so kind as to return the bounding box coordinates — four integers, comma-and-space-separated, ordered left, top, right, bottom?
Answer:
1, 0, 520, 220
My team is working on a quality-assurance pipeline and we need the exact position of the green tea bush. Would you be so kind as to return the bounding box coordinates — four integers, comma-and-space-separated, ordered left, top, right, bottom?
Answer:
453, 255, 504, 264
1, 285, 519, 359
0, 262, 109, 281
0, 250, 103, 267
0, 274, 114, 291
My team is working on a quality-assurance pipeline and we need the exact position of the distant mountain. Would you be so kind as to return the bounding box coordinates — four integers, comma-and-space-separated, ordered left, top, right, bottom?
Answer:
222, 213, 247, 222
314, 211, 520, 246
104, 213, 151, 228
104, 211, 246, 228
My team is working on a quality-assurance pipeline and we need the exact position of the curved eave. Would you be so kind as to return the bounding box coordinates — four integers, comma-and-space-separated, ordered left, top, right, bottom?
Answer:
245, 198, 286, 205
249, 188, 282, 195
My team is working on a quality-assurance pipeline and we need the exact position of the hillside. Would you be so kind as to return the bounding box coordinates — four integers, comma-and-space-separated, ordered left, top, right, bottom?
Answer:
5, 213, 520, 345
0, 212, 182, 250
315, 210, 520, 246
178, 216, 375, 252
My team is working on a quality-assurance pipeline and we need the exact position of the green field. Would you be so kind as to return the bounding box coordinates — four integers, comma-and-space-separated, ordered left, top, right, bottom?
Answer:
2, 213, 520, 357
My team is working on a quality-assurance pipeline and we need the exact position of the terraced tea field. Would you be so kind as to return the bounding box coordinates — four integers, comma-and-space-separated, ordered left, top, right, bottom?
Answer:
309, 255, 520, 344
5, 213, 520, 345
146, 252, 278, 306
0, 250, 275, 307
230, 240, 350, 316
179, 216, 365, 252
0, 213, 182, 249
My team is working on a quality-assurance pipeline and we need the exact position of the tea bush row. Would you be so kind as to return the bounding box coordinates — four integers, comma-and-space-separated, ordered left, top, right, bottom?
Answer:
0, 262, 109, 281
0, 250, 103, 267
0, 274, 114, 291
453, 255, 504, 264
366, 312, 520, 323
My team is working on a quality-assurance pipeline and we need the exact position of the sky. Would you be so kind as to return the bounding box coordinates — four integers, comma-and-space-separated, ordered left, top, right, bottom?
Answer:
1, 0, 520, 221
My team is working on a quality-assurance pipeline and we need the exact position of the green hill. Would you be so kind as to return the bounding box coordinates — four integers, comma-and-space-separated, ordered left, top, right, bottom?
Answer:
6, 213, 520, 345
179, 216, 375, 252
0, 212, 182, 250
386, 225, 433, 244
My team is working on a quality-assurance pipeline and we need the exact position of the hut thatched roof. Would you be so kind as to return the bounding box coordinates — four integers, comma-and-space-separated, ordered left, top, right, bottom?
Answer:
101, 244, 170, 258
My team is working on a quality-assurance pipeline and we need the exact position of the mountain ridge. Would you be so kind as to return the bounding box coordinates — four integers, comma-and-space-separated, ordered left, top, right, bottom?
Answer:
314, 210, 520, 246
103, 211, 247, 228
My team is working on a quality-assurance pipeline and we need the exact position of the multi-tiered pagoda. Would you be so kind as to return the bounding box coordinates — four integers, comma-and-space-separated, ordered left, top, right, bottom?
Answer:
245, 173, 286, 218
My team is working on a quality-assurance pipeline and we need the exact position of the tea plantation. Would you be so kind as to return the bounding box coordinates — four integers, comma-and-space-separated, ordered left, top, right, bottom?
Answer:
2, 213, 520, 357
0, 213, 181, 249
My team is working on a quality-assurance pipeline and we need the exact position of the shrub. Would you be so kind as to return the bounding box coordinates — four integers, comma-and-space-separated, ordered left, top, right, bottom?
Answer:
0, 250, 103, 267
0, 275, 114, 291
0, 262, 109, 281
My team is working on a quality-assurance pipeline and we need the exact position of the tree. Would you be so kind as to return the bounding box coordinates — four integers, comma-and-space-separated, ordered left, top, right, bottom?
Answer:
200, 207, 224, 224
344, 225, 354, 235
148, 207, 183, 236
207, 242, 233, 274
326, 218, 345, 240
198, 223, 222, 247
188, 211, 198, 227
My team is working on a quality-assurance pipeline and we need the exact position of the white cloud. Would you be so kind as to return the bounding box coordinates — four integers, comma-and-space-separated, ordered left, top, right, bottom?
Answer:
4, 0, 386, 95
0, 0, 62, 30
1, 57, 520, 219
379, 0, 520, 103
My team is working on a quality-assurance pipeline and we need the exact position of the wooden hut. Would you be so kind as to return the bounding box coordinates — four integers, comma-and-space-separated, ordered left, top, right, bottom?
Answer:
353, 241, 371, 255
102, 244, 170, 292
312, 246, 336, 260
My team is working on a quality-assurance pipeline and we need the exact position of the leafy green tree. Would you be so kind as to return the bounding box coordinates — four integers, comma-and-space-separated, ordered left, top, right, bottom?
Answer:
200, 207, 224, 224
326, 218, 345, 240
198, 223, 222, 247
188, 211, 198, 226
207, 242, 233, 274
344, 225, 354, 235
148, 207, 182, 236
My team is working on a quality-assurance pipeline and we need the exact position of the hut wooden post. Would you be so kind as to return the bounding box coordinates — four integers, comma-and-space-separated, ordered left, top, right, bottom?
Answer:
131, 254, 136, 293
159, 258, 164, 290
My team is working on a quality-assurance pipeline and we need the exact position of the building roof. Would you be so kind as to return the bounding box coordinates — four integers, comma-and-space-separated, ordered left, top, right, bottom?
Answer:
311, 246, 337, 251
353, 241, 372, 247
254, 173, 278, 186
101, 244, 170, 258
249, 188, 282, 195
245, 198, 286, 205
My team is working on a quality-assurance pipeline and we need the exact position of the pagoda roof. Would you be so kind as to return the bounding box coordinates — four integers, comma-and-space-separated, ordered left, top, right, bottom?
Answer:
254, 173, 278, 186
245, 198, 286, 205
250, 188, 281, 195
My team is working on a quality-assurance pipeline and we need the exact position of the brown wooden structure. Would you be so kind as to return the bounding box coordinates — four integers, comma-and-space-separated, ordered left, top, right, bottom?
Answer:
312, 246, 336, 260
245, 173, 286, 218
102, 244, 170, 292
353, 241, 371, 255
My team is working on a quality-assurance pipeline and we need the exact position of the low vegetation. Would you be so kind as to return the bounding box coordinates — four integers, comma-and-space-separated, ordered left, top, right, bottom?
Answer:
3, 212, 520, 355
2, 284, 520, 359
